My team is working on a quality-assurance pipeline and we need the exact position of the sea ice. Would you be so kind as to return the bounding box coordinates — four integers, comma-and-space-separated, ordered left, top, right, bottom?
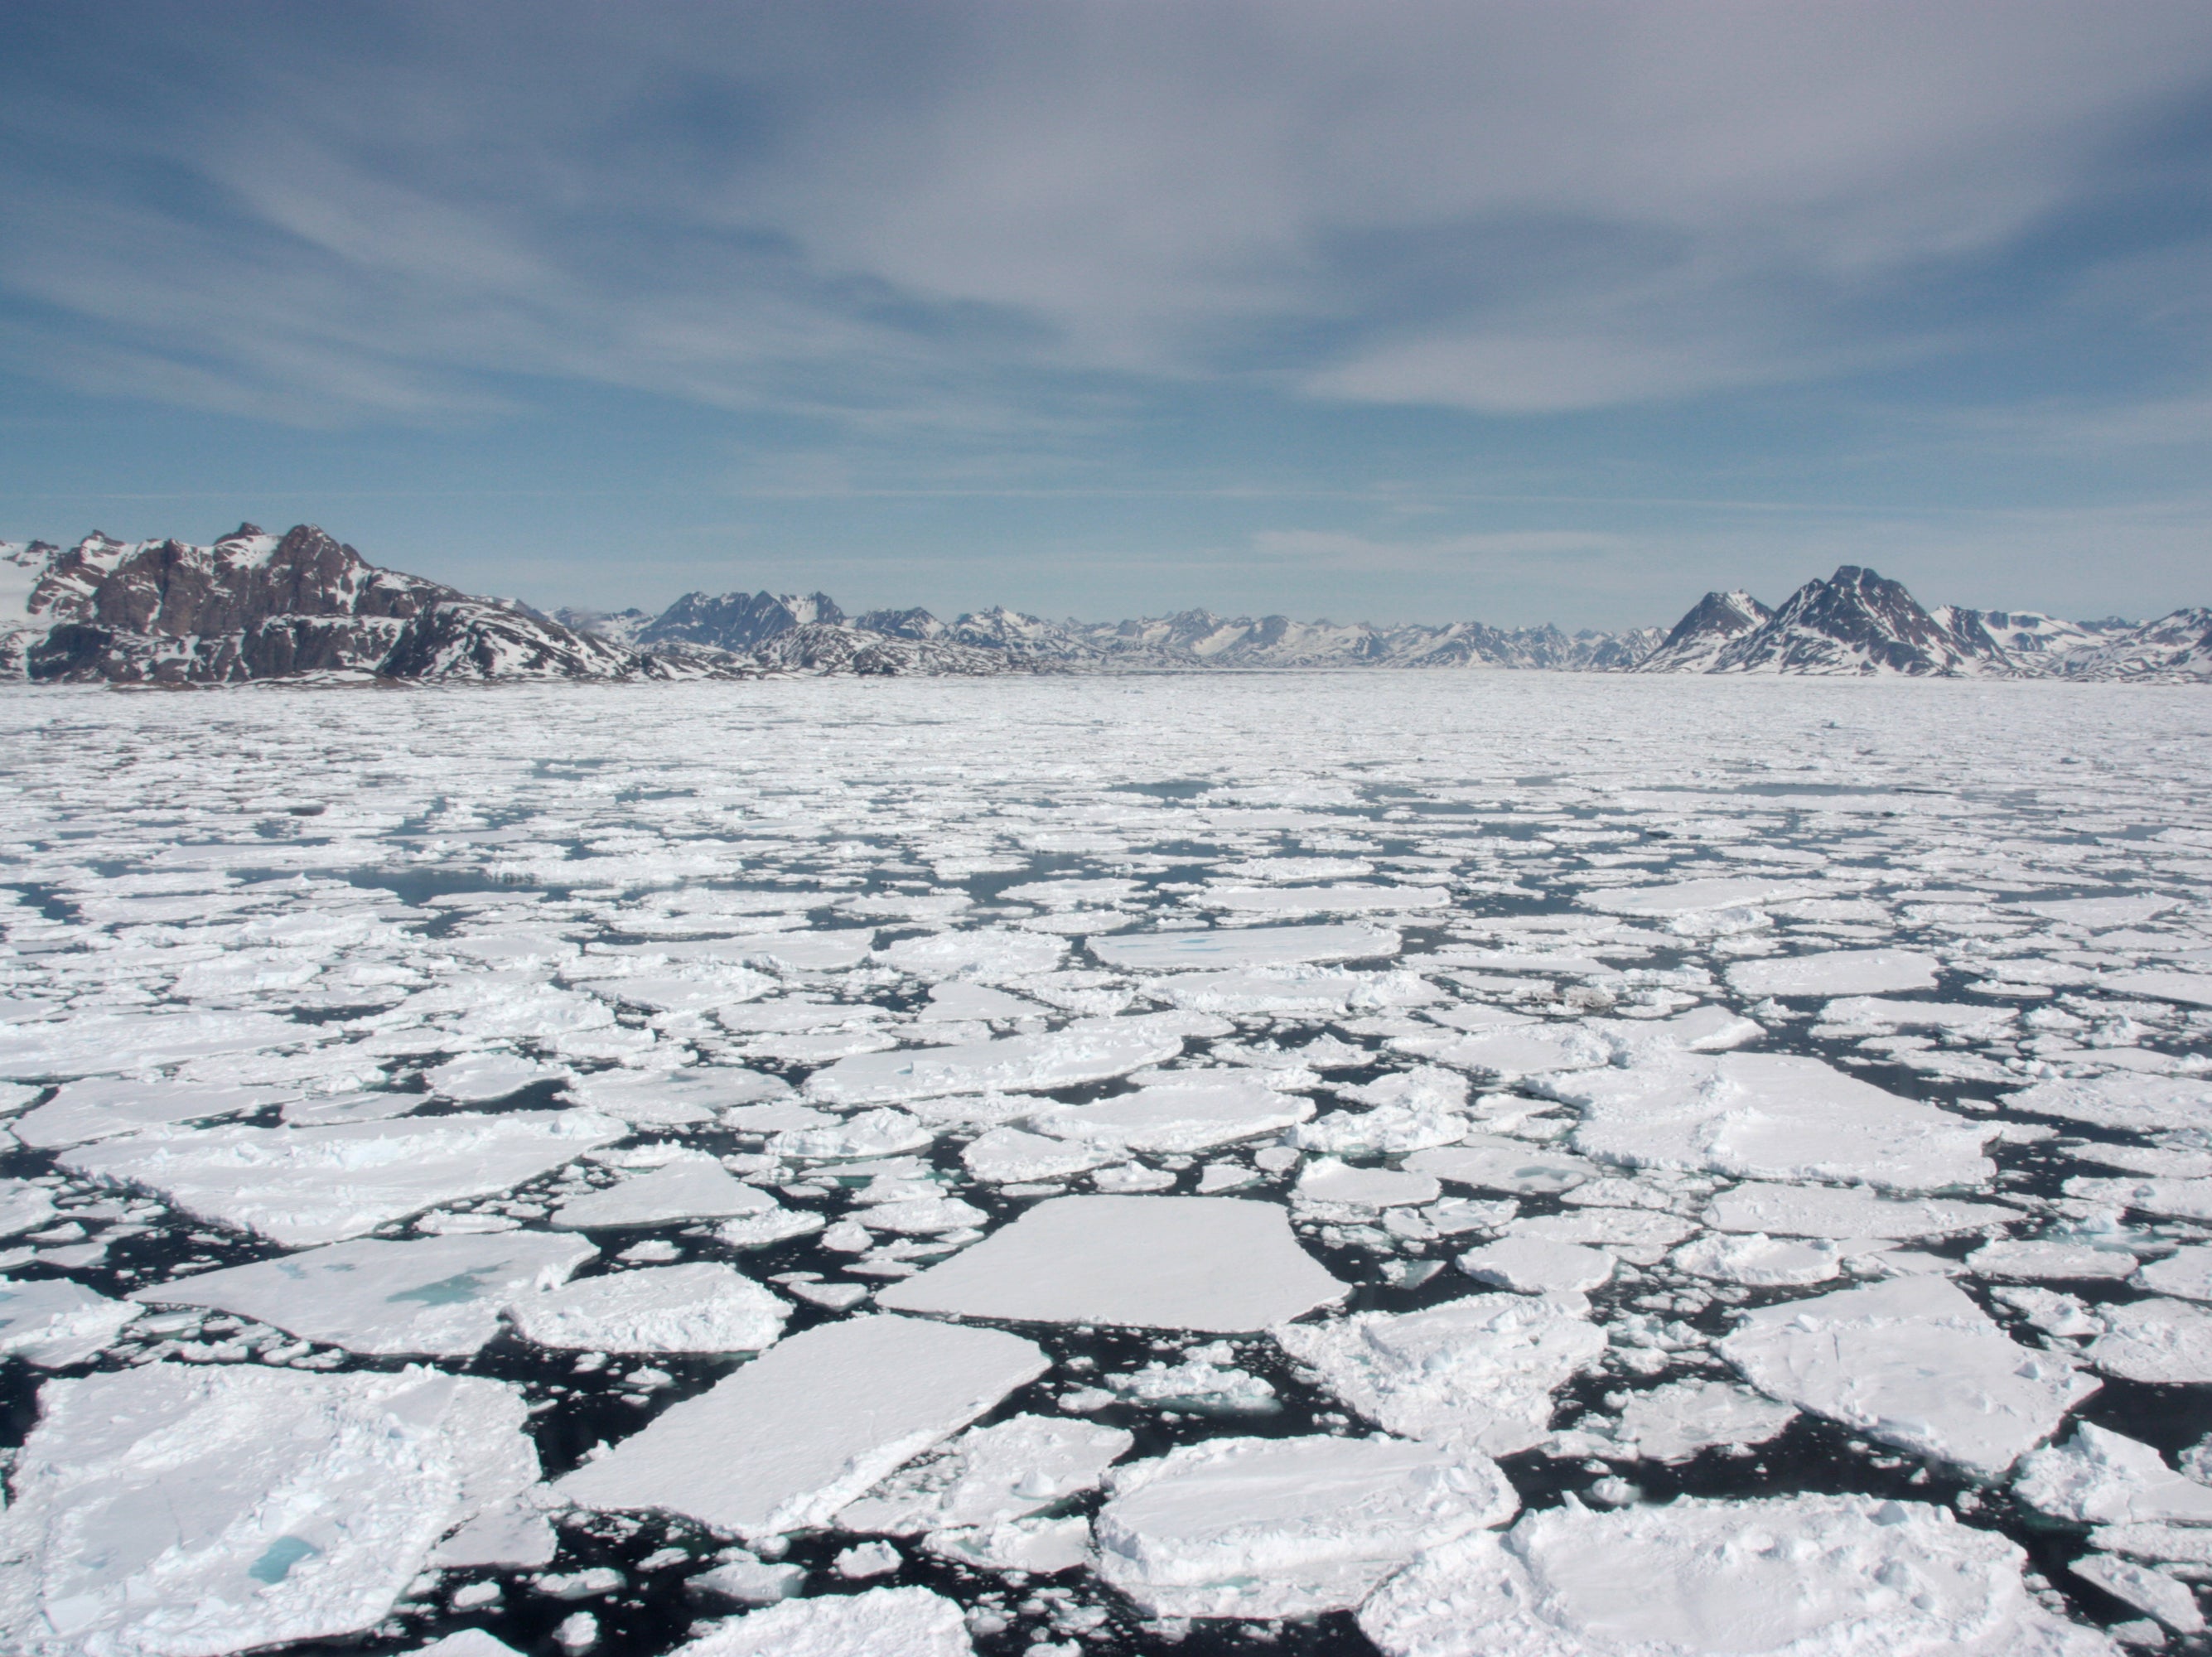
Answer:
835, 1413, 1133, 1534
1608, 1379, 1798, 1464
1086, 924, 1399, 970
1727, 949, 1940, 998
1028, 1076, 1314, 1153
806, 1021, 1188, 1104
1456, 1235, 1615, 1296
1294, 1158, 1442, 1209
1091, 1433, 1517, 1619
1583, 877, 1814, 916
11, 1080, 300, 1150
2136, 1246, 2212, 1302
959, 1126, 1116, 1183
876, 1196, 1345, 1332
1277, 1293, 1607, 1455
1553, 1054, 1995, 1193
2088, 1298, 2212, 1384
550, 1158, 775, 1229
1966, 1239, 2138, 1281
0, 1364, 536, 1657
505, 1263, 788, 1353
878, 930, 1066, 981
1357, 1492, 2115, 1657
669, 1587, 973, 1657
423, 1052, 570, 1102
556, 1316, 1047, 1538
60, 1109, 625, 1245
129, 1231, 595, 1356
1719, 1275, 2098, 1478
2005, 1075, 2212, 1135
2070, 1554, 2204, 1635
1703, 1181, 2012, 1238
0, 1277, 142, 1366
566, 1066, 786, 1127
2013, 1423, 2212, 1526
0, 1177, 57, 1237
1406, 1139, 1600, 1195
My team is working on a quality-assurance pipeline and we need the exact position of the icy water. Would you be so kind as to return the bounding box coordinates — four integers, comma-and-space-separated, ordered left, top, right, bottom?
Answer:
0, 674, 2208, 1656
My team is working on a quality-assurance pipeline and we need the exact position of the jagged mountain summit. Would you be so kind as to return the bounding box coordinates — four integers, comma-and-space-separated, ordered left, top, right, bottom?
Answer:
0, 526, 717, 684
1637, 564, 2207, 679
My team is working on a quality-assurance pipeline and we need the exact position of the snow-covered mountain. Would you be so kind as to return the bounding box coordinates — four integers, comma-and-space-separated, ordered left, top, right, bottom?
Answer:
1633, 590, 1774, 674
0, 526, 720, 684
577, 587, 1664, 674
1637, 565, 2210, 679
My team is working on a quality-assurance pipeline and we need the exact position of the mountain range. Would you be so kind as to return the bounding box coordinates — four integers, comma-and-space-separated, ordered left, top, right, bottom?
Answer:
2, 524, 2205, 684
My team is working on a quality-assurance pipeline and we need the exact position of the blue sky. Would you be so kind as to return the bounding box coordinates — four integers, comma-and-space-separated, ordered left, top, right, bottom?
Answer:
3, 1, 2210, 630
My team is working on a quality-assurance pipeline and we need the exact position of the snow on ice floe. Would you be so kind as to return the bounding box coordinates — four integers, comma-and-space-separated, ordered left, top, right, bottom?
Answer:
1582, 877, 1816, 917
1277, 1294, 1607, 1455
1091, 1433, 1516, 1620
11, 1080, 302, 1149
1719, 1276, 2098, 1479
563, 1065, 786, 1127
1726, 949, 1940, 998
2101, 969, 2212, 1007
1357, 1492, 2117, 1657
959, 1126, 1116, 1183
1085, 923, 1398, 970
0, 1009, 316, 1081
1456, 1235, 1616, 1296
557, 1316, 1046, 1539
128, 1230, 595, 1356
1405, 1138, 1600, 1194
57, 1109, 625, 1245
549, 1157, 775, 1228
505, 1262, 788, 1353
0, 1277, 142, 1366
2088, 1298, 2212, 1383
0, 1364, 536, 1657
1671, 1232, 1844, 1286
1704, 1181, 2012, 1238
1606, 1379, 1799, 1464
835, 1413, 1133, 1534
2007, 1075, 2212, 1133
877, 1196, 1345, 1332
669, 1587, 973, 1657
1027, 1075, 1314, 1153
1550, 1053, 1997, 1193
804, 1019, 1191, 1104
2013, 1423, 2212, 1526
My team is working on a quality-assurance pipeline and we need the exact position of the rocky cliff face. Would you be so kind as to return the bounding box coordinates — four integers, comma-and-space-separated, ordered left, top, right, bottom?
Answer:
0, 525, 719, 685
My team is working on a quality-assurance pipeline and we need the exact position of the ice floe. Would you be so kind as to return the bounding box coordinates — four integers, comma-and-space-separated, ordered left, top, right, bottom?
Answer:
1086, 923, 1399, 969
1727, 949, 1940, 998
2014, 1423, 2212, 1526
0, 1276, 142, 1366
806, 1021, 1188, 1104
0, 1364, 536, 1656
505, 1263, 788, 1353
550, 1157, 775, 1229
1028, 1075, 1313, 1153
1277, 1293, 1607, 1455
835, 1413, 1132, 1534
60, 1109, 625, 1245
1358, 1492, 2115, 1657
670, 1586, 974, 1656
1720, 1276, 2098, 1478
1091, 1432, 1517, 1619
1606, 1378, 1799, 1464
878, 1196, 1345, 1331
129, 1230, 595, 1356
557, 1316, 1047, 1538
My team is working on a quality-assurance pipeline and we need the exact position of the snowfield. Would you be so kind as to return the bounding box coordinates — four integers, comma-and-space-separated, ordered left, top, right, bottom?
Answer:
0, 670, 2205, 1655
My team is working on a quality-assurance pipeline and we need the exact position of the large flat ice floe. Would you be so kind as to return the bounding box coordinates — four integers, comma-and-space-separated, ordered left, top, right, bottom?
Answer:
556, 1315, 1047, 1539
1277, 1294, 1607, 1455
1726, 949, 1940, 998
805, 1020, 1190, 1104
128, 1231, 596, 1356
1356, 1493, 2118, 1657
1718, 1276, 2099, 1479
0, 1364, 537, 1657
1549, 1053, 1996, 1193
876, 1196, 1345, 1332
1086, 923, 1399, 969
59, 1109, 625, 1245
1091, 1433, 1517, 1619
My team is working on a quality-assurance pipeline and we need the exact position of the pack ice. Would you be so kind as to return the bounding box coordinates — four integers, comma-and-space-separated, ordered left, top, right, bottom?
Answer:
0, 1365, 536, 1657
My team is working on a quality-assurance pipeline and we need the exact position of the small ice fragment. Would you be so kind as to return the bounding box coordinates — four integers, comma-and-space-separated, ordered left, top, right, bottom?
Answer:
686, 1554, 807, 1605
833, 1540, 901, 1579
